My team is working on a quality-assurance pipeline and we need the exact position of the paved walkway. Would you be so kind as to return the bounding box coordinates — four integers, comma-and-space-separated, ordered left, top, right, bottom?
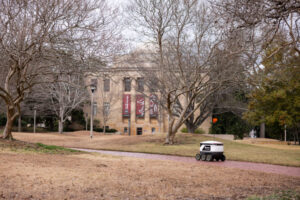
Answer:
72, 148, 300, 178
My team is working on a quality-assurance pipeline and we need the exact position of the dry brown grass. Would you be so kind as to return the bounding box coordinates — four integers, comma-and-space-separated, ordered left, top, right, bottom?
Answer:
238, 138, 300, 150
12, 131, 161, 150
12, 131, 300, 167
1, 148, 300, 200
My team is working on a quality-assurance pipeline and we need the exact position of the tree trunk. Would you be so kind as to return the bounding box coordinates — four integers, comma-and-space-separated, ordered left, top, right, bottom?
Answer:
18, 114, 21, 132
170, 132, 176, 144
3, 107, 16, 140
58, 120, 63, 134
85, 117, 88, 131
103, 121, 106, 134
294, 131, 296, 145
3, 118, 13, 140
165, 129, 171, 144
260, 123, 265, 138
165, 118, 181, 144
294, 128, 298, 145
58, 107, 64, 134
186, 123, 196, 133
165, 129, 176, 144
165, 117, 175, 144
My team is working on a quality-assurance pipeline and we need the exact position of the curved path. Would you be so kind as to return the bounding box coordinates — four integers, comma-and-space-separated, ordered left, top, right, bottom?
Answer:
73, 148, 300, 178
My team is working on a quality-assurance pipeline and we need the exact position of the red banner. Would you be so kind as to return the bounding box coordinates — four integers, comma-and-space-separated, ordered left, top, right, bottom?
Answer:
136, 95, 145, 117
122, 94, 131, 117
149, 94, 158, 118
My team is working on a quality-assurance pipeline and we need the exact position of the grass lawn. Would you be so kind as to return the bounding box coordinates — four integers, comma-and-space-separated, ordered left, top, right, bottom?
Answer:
247, 190, 300, 200
12, 131, 300, 167
0, 139, 299, 199
0, 138, 81, 154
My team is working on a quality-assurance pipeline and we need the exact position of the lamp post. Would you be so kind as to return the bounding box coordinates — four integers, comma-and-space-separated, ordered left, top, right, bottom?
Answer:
85, 113, 88, 131
128, 118, 131, 136
90, 85, 96, 139
29, 105, 36, 133
284, 124, 287, 142
18, 114, 21, 132
33, 107, 36, 133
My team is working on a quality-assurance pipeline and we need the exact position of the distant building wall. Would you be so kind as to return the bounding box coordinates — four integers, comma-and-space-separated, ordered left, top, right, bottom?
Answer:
84, 68, 211, 135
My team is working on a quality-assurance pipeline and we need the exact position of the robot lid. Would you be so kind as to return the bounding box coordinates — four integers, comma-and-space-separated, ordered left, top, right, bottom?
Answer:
200, 141, 223, 146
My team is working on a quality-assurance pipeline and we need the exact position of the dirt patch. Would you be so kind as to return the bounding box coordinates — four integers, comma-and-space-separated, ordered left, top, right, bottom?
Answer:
0, 149, 300, 200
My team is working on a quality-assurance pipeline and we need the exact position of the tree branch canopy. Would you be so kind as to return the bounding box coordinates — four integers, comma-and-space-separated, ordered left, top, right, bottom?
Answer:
127, 0, 248, 144
0, 0, 123, 139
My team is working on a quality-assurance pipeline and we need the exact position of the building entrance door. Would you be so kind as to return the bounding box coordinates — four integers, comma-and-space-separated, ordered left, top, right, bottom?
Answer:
137, 127, 143, 135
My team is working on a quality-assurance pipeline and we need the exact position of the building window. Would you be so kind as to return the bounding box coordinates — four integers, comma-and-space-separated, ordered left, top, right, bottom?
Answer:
151, 127, 156, 134
149, 78, 158, 92
124, 78, 131, 92
137, 77, 144, 92
93, 102, 97, 116
91, 78, 98, 89
124, 127, 128, 133
137, 127, 143, 135
104, 79, 110, 92
103, 102, 110, 116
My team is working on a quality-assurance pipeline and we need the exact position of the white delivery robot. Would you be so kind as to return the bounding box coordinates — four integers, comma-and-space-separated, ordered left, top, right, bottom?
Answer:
195, 141, 226, 162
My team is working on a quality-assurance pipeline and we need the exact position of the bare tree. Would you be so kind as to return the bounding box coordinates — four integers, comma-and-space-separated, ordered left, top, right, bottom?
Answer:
127, 0, 247, 144
213, 0, 300, 137
0, 0, 122, 139
96, 76, 120, 134
213, 0, 300, 73
33, 51, 91, 134
0, 99, 5, 114
43, 75, 88, 134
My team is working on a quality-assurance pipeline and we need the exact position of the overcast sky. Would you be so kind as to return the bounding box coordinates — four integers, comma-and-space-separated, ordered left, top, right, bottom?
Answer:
109, 0, 147, 51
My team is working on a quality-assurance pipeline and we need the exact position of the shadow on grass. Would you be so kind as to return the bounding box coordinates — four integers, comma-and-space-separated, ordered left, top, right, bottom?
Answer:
247, 190, 300, 200
0, 138, 82, 154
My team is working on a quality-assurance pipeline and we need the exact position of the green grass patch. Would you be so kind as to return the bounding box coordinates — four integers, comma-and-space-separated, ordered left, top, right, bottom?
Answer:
97, 133, 300, 166
247, 190, 300, 200
0, 138, 81, 154
10, 131, 300, 166
36, 143, 80, 153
